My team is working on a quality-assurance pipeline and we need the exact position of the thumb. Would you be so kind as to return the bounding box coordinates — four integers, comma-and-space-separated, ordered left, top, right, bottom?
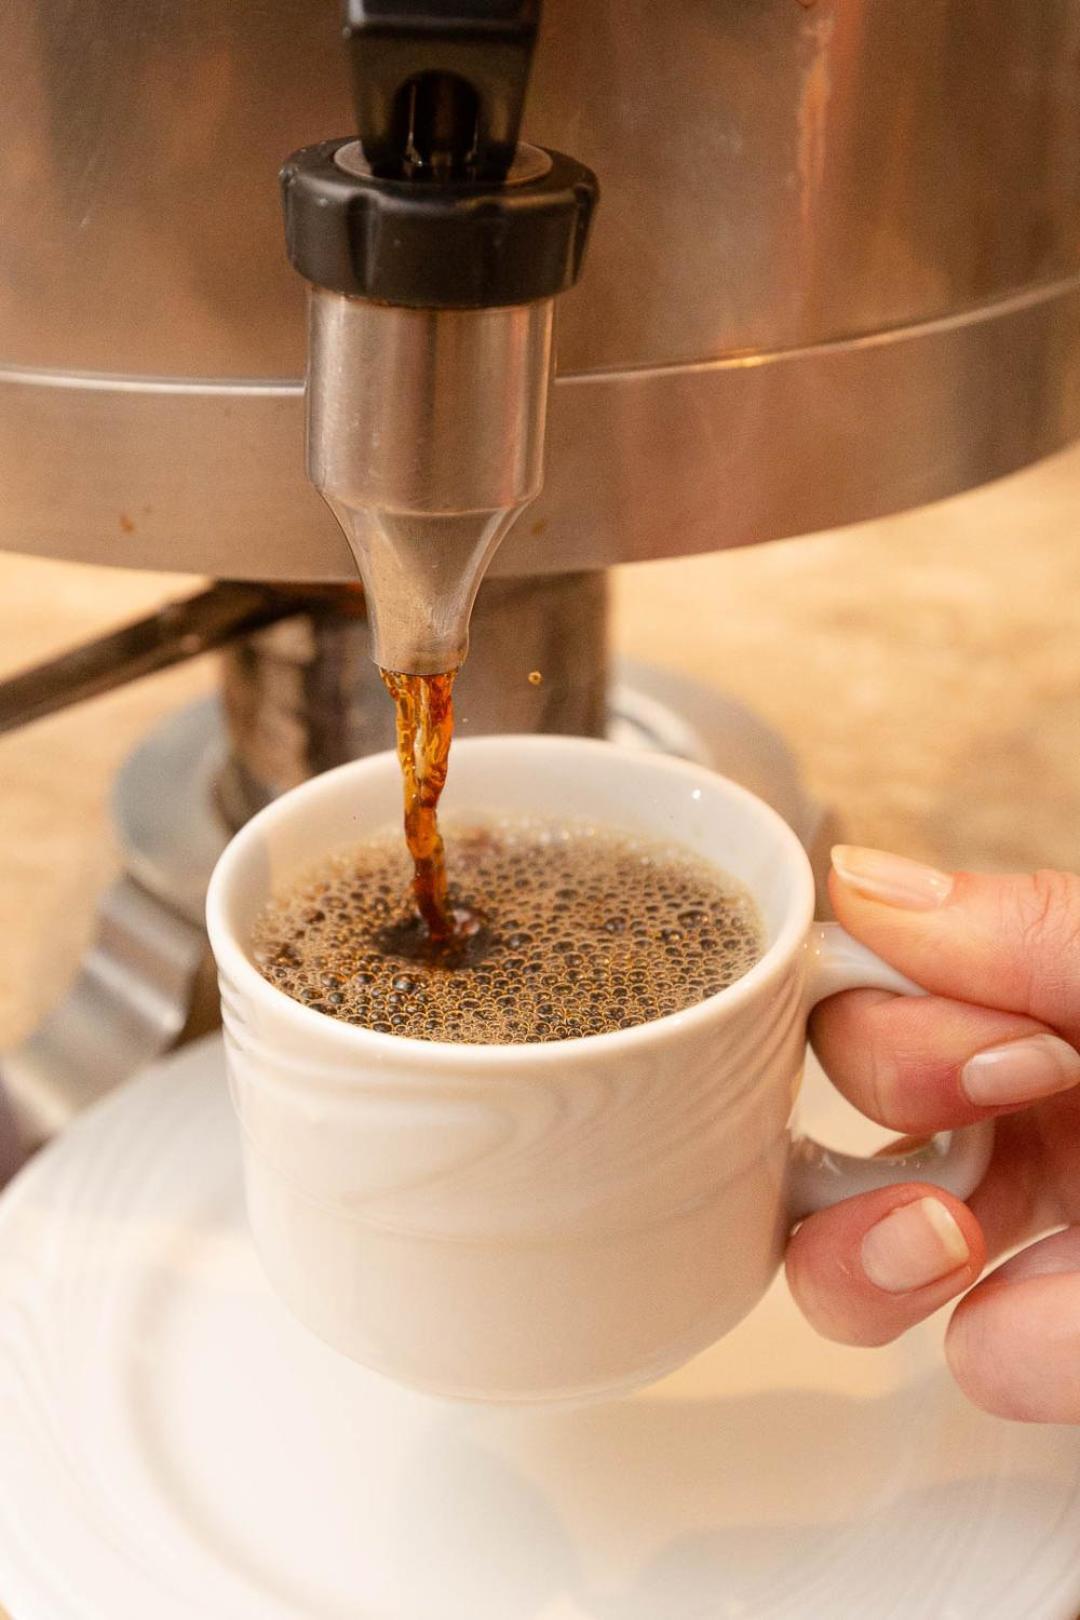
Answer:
946, 1227, 1080, 1422
828, 849, 1080, 1047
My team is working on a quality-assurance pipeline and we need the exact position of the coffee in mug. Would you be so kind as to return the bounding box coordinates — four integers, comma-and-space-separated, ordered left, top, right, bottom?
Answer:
207, 737, 993, 1400
251, 818, 765, 1044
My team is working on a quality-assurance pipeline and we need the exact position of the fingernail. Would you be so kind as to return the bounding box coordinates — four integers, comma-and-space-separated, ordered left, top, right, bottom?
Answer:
861, 1196, 970, 1293
831, 845, 953, 910
961, 1032, 1080, 1107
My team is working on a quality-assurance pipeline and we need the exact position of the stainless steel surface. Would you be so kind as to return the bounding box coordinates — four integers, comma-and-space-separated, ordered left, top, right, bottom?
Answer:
3, 0, 1079, 575
112, 695, 232, 927
0, 583, 309, 734
307, 289, 553, 671
219, 572, 609, 820
332, 137, 553, 186
0, 877, 210, 1159
6, 277, 1080, 581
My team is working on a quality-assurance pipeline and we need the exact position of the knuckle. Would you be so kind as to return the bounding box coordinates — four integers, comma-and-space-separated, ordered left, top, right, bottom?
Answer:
811, 990, 899, 1125
1008, 869, 1080, 1015
861, 1006, 949, 1129
827, 1012, 893, 1121
1012, 868, 1080, 955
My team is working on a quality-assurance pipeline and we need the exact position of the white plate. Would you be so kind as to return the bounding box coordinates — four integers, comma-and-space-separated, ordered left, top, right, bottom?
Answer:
2, 1036, 1079, 1620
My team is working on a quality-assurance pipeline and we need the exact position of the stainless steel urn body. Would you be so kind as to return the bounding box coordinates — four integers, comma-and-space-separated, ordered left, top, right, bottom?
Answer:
2, 0, 1079, 579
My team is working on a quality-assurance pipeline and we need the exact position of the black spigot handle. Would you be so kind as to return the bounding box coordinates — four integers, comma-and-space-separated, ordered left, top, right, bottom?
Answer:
283, 0, 595, 307
343, 1, 539, 181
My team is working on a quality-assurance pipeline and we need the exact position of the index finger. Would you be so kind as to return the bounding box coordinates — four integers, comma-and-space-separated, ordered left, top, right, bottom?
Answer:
810, 987, 1079, 1132
829, 852, 1080, 1045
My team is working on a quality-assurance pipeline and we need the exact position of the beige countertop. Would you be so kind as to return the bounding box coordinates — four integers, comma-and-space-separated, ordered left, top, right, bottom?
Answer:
1, 441, 1079, 1053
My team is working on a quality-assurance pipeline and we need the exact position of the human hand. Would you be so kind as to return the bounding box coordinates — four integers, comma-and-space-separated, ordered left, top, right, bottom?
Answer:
786, 847, 1080, 1422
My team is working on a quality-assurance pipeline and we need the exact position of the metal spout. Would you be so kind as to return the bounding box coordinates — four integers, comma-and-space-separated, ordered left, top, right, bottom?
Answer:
332, 504, 521, 674
307, 286, 554, 674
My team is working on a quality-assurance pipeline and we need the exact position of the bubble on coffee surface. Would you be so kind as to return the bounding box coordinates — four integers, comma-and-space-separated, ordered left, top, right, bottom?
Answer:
251, 818, 765, 1044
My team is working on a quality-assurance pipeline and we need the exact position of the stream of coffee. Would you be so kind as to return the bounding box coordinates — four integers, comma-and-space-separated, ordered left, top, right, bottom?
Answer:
379, 669, 459, 947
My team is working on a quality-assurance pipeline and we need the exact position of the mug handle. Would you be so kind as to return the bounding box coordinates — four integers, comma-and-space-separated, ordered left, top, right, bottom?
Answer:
788, 922, 995, 1220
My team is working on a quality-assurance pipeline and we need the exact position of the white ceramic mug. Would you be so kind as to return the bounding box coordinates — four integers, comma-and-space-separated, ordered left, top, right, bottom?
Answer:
206, 737, 993, 1403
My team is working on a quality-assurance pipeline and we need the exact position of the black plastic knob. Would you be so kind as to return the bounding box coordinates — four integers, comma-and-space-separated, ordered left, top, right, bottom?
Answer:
281, 2, 597, 310
280, 139, 598, 308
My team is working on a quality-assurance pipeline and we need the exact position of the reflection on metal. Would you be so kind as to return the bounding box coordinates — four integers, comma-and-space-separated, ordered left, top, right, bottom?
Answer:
307, 289, 554, 672
2, 0, 1079, 576
2, 274, 1079, 579
0, 878, 211, 1159
112, 696, 233, 926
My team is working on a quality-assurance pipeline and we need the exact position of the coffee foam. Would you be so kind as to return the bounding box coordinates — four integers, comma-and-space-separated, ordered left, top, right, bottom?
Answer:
252, 817, 764, 1044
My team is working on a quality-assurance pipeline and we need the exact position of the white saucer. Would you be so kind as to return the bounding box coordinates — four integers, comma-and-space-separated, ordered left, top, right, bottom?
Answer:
2, 1036, 1080, 1620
